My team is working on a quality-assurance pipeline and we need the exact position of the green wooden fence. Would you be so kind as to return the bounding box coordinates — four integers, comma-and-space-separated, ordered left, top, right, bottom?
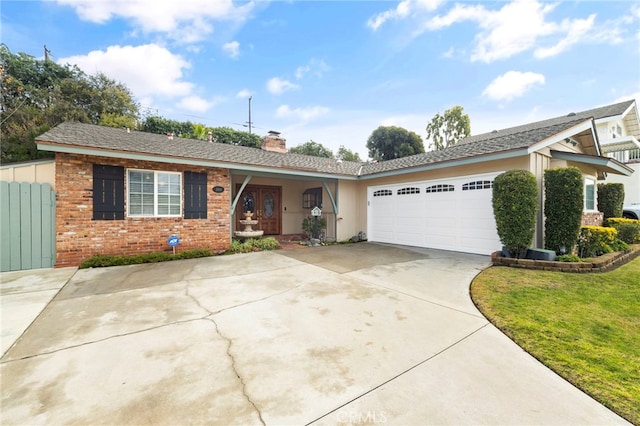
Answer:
0, 182, 56, 272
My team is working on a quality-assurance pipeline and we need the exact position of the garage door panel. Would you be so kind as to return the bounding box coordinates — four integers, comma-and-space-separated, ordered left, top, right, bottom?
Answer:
368, 174, 501, 255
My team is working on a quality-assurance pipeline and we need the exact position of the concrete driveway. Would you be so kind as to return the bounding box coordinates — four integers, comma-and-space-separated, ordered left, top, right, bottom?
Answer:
0, 243, 629, 425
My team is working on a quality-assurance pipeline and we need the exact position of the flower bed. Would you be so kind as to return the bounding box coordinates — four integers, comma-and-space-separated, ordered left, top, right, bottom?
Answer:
491, 244, 640, 273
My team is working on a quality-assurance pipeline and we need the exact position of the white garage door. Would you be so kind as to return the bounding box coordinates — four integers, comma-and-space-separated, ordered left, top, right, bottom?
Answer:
367, 173, 501, 255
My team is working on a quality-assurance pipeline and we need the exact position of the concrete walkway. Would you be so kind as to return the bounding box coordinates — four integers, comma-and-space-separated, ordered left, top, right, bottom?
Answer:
0, 243, 630, 425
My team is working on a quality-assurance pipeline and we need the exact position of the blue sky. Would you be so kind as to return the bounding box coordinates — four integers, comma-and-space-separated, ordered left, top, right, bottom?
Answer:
2, 0, 639, 159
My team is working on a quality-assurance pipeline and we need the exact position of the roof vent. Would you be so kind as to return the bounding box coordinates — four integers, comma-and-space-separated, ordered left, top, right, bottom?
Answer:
491, 130, 498, 133
567, 112, 576, 117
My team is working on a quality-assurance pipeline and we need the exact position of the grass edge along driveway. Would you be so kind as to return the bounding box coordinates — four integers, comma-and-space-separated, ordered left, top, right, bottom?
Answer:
470, 258, 640, 425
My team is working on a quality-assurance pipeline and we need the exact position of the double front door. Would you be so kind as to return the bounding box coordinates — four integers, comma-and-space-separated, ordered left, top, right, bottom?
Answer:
235, 185, 281, 235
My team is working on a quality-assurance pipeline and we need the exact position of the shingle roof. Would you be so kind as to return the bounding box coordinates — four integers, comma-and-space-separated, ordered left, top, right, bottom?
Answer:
359, 99, 635, 175
36, 122, 363, 177
36, 100, 636, 178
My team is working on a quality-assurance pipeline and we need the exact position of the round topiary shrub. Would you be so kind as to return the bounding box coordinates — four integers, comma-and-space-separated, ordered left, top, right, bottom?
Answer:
597, 183, 624, 221
544, 167, 584, 254
492, 169, 538, 258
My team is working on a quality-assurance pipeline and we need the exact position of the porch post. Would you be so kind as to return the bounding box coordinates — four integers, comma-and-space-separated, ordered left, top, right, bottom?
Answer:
230, 175, 253, 240
322, 181, 338, 241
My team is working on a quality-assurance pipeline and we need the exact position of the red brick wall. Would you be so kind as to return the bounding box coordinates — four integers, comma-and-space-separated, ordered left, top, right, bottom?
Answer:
581, 211, 604, 226
55, 153, 231, 267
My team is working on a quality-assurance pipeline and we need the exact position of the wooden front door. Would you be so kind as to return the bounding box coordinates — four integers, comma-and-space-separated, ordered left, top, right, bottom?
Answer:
235, 185, 281, 235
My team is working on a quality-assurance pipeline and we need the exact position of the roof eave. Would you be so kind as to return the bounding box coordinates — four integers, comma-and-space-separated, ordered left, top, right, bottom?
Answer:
550, 150, 634, 176
527, 119, 595, 154
360, 148, 530, 180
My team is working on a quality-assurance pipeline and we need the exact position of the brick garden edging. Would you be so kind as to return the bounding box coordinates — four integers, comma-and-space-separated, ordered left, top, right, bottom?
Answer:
491, 244, 640, 273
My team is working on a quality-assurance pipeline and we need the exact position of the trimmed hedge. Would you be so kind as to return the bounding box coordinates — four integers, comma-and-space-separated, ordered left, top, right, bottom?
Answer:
577, 226, 628, 258
544, 167, 584, 254
225, 237, 280, 254
606, 217, 640, 244
578, 225, 616, 257
80, 248, 214, 268
597, 183, 624, 220
492, 169, 538, 258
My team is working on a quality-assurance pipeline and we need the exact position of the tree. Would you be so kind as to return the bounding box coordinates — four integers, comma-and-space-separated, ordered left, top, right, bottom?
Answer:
289, 140, 333, 158
139, 116, 192, 136
1, 44, 139, 163
209, 127, 261, 148
337, 145, 362, 162
191, 123, 208, 140
366, 126, 424, 161
425, 105, 471, 151
87, 73, 139, 125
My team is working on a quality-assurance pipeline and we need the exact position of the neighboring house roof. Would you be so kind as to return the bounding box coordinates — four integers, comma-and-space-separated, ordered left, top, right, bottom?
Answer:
36, 100, 636, 179
595, 99, 640, 153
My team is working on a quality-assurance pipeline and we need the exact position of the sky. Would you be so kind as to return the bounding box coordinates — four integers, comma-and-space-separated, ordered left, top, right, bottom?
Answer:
2, 0, 639, 160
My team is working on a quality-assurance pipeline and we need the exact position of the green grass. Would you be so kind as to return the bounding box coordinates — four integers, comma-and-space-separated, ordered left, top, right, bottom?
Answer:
471, 258, 640, 424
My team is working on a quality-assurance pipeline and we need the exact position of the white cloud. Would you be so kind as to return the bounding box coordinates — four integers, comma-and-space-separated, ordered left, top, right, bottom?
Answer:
482, 71, 545, 102
58, 44, 193, 98
222, 41, 240, 59
266, 77, 299, 95
236, 89, 252, 98
417, 0, 613, 63
55, 0, 254, 42
176, 95, 217, 113
534, 14, 595, 59
276, 105, 330, 121
469, 0, 558, 63
367, 0, 443, 30
295, 58, 330, 80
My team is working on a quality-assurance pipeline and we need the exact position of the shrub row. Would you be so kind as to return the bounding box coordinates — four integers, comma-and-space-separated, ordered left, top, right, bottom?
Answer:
80, 248, 214, 269
225, 237, 280, 254
606, 218, 640, 244
577, 226, 628, 258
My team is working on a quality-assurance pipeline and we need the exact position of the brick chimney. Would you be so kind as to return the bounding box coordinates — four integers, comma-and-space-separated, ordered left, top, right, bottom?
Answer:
261, 131, 287, 153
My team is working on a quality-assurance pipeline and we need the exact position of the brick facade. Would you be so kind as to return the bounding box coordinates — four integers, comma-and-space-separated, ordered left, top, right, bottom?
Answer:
581, 211, 604, 227
55, 153, 231, 267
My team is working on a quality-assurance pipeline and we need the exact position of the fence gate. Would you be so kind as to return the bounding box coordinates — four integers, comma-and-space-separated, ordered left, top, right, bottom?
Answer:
0, 182, 56, 272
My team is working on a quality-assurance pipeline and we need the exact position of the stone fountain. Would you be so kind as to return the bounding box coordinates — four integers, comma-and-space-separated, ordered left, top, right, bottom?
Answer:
234, 211, 264, 239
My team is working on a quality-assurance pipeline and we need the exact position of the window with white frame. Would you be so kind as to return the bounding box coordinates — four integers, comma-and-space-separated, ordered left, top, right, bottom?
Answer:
128, 170, 182, 216
584, 178, 595, 211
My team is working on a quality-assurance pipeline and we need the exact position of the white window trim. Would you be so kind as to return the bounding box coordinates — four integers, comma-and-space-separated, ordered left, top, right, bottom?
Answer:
126, 169, 182, 217
584, 177, 596, 212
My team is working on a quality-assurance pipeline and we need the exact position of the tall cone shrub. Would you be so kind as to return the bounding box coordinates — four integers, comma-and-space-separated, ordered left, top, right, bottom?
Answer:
544, 167, 584, 254
492, 170, 538, 258
597, 183, 624, 221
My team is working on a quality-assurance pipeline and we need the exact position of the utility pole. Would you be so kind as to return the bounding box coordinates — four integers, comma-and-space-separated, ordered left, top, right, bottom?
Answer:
247, 96, 252, 134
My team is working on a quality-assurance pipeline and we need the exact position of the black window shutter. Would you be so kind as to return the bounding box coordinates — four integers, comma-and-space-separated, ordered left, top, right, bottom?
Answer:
93, 164, 125, 220
184, 171, 207, 219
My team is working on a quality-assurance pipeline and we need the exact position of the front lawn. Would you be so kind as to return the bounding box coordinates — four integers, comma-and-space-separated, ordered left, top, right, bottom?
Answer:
471, 258, 640, 424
